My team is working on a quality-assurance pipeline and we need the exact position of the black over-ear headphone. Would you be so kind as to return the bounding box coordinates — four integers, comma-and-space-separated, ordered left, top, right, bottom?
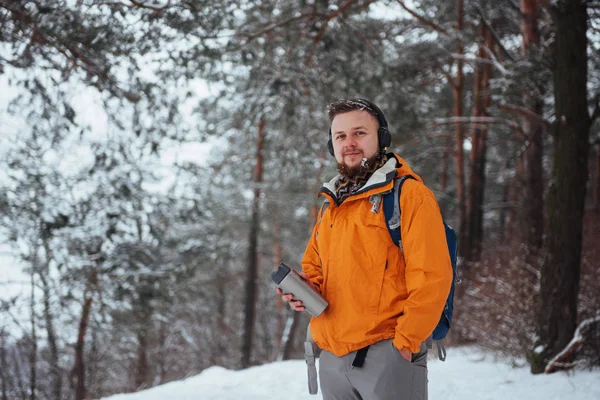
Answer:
327, 98, 391, 157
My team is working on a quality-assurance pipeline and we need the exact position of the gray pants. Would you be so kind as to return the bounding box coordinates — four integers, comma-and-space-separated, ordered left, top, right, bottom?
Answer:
318, 339, 428, 400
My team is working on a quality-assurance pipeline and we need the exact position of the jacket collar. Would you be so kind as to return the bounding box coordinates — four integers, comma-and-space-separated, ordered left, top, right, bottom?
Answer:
319, 155, 399, 204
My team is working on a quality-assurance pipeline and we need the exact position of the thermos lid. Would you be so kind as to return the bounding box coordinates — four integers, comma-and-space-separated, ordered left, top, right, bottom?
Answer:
271, 263, 291, 284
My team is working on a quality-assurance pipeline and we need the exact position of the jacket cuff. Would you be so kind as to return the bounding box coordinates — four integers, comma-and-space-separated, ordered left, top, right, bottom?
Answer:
393, 333, 420, 354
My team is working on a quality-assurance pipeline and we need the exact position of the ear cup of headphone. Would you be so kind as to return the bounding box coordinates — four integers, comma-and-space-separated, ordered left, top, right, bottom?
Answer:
327, 128, 335, 156
378, 127, 391, 150
327, 138, 334, 156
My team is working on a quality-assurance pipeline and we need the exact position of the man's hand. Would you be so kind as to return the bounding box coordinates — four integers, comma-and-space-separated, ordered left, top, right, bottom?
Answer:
398, 348, 412, 362
275, 271, 316, 312
393, 343, 412, 362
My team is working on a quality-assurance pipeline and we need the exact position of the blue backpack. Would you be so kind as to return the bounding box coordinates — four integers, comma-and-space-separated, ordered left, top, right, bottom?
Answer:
382, 175, 458, 359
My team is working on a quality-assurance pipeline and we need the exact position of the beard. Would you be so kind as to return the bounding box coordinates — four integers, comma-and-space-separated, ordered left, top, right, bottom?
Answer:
337, 152, 383, 180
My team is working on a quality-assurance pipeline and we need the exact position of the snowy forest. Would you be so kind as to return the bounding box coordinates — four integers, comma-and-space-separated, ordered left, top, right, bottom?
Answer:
0, 0, 599, 399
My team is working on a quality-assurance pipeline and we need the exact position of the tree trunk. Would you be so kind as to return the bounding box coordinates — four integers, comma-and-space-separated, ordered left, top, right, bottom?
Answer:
42, 288, 60, 400
272, 213, 285, 361
519, 0, 544, 251
309, 155, 325, 225
135, 330, 149, 390
12, 344, 27, 400
157, 321, 167, 384
1, 329, 8, 400
439, 147, 450, 216
39, 273, 60, 400
441, 148, 449, 194
446, 0, 469, 345
74, 296, 92, 400
29, 265, 37, 400
282, 312, 304, 360
499, 158, 512, 241
520, 101, 545, 250
72, 267, 98, 400
520, 0, 539, 53
465, 22, 493, 262
40, 229, 60, 400
531, 0, 590, 374
241, 116, 266, 368
454, 0, 467, 260
88, 328, 100, 399
594, 144, 600, 211
215, 261, 228, 364
509, 143, 526, 242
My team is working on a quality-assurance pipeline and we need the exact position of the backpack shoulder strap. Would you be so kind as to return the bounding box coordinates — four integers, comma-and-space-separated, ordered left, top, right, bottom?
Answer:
318, 201, 330, 223
305, 325, 319, 394
383, 175, 415, 251
313, 200, 330, 242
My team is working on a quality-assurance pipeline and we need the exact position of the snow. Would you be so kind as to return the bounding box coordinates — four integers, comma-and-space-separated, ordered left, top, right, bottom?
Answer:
102, 346, 600, 400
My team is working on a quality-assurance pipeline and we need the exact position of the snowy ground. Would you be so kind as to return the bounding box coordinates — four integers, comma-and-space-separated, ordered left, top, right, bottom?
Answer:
102, 346, 600, 400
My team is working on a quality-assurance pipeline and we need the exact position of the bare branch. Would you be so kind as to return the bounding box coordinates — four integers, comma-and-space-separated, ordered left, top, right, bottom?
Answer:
129, 0, 171, 10
303, 8, 338, 70
303, 0, 377, 70
96, 0, 173, 11
479, 44, 509, 75
502, 0, 522, 13
1, 4, 137, 100
236, 11, 328, 42
446, 52, 508, 74
410, 146, 455, 163
516, 137, 533, 158
474, 5, 515, 62
497, 103, 551, 129
0, 281, 30, 286
337, 17, 379, 58
432, 116, 521, 130
438, 66, 456, 88
0, 303, 28, 336
395, 0, 448, 35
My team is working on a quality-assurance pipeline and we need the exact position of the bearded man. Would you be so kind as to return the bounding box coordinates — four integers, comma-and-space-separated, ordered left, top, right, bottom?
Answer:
278, 98, 452, 400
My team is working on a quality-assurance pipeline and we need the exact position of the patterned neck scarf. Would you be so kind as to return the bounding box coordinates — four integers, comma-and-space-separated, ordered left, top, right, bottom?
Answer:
335, 153, 389, 203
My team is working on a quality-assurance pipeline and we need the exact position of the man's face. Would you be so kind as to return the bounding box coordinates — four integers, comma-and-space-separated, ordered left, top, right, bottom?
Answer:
330, 110, 380, 168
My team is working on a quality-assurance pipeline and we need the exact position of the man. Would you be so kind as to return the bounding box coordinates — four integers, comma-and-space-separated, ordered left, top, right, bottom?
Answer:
277, 98, 452, 400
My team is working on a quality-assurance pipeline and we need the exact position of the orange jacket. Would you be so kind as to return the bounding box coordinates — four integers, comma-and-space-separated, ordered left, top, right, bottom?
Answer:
302, 154, 452, 356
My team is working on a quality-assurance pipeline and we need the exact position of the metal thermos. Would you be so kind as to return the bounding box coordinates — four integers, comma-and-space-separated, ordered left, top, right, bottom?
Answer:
271, 262, 328, 317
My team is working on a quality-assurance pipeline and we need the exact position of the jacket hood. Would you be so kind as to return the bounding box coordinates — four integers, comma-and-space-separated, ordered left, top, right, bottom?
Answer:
319, 153, 423, 203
